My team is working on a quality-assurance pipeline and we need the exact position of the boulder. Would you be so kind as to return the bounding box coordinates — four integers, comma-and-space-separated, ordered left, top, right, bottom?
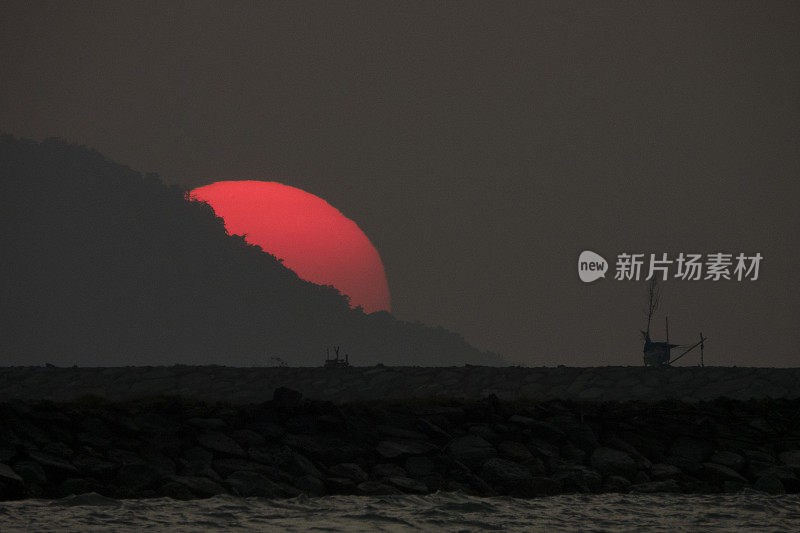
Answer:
187, 418, 227, 431
603, 475, 632, 493
0, 463, 23, 485
546, 416, 597, 453
753, 474, 785, 494
497, 441, 534, 464
72, 454, 116, 478
551, 465, 601, 493
630, 479, 680, 493
480, 457, 533, 487
591, 447, 638, 479
273, 387, 303, 409
168, 475, 227, 497
372, 463, 407, 480
26, 450, 78, 475
329, 463, 369, 483
404, 456, 435, 479
702, 462, 747, 484
231, 429, 266, 449
10, 460, 46, 485
778, 450, 800, 468
377, 440, 435, 459
387, 476, 428, 494
669, 437, 713, 464
157, 481, 195, 500
293, 474, 326, 495
116, 463, 164, 491
197, 432, 246, 458
325, 477, 356, 492
445, 435, 496, 465
378, 425, 427, 441
509, 416, 565, 442
709, 451, 745, 471
415, 418, 452, 442
357, 480, 400, 495
650, 463, 683, 480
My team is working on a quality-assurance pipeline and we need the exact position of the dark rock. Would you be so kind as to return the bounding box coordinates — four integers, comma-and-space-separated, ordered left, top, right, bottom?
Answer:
168, 475, 227, 497
72, 454, 116, 478
26, 450, 78, 475
551, 465, 601, 493
753, 474, 785, 494
778, 450, 800, 468
329, 463, 369, 483
415, 418, 452, 442
226, 471, 287, 497
183, 447, 213, 465
650, 463, 683, 480
422, 473, 445, 491
379, 425, 427, 441
446, 435, 496, 465
372, 463, 407, 480
529, 476, 561, 496
603, 475, 632, 493
197, 432, 246, 458
702, 462, 748, 484
59, 477, 93, 496
547, 416, 597, 453
282, 434, 324, 456
211, 458, 276, 478
0, 463, 23, 485
357, 480, 400, 495
116, 463, 164, 491
669, 437, 714, 466
326, 477, 356, 492
665, 455, 702, 474
591, 447, 639, 479
133, 413, 175, 434
528, 439, 560, 461
560, 442, 586, 464
157, 481, 195, 500
709, 451, 745, 471
605, 437, 651, 469
509, 416, 565, 442
10, 460, 46, 485
469, 425, 498, 443
480, 457, 533, 487
107, 449, 145, 466
377, 440, 436, 459
630, 479, 680, 493
187, 418, 227, 431
405, 456, 435, 479
286, 452, 322, 478
669, 437, 713, 464
744, 450, 777, 464
231, 429, 266, 449
273, 387, 302, 409
388, 476, 428, 494
633, 471, 650, 484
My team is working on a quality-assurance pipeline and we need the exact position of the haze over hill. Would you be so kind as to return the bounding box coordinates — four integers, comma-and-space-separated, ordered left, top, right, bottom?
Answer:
0, 136, 502, 367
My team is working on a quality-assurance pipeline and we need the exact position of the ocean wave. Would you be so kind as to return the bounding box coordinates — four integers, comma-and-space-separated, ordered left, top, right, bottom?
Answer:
1, 491, 799, 532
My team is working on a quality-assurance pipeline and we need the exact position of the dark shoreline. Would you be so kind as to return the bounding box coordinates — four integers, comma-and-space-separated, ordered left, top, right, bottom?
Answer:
1, 390, 799, 501
1, 365, 799, 403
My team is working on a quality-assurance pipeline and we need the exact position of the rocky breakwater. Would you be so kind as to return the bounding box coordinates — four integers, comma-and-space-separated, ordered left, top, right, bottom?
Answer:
1, 391, 800, 501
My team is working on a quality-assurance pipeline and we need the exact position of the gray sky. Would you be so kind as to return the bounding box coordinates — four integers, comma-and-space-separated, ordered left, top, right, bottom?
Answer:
2, 1, 799, 366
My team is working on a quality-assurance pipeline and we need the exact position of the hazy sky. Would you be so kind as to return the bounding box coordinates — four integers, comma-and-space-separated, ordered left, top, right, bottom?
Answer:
2, 1, 799, 366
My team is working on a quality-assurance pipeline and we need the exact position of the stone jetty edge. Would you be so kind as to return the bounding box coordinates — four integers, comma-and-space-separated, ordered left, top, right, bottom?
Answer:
1, 365, 799, 403
1, 388, 799, 500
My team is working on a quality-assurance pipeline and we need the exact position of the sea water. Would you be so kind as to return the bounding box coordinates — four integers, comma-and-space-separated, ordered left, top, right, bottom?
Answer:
1, 491, 799, 532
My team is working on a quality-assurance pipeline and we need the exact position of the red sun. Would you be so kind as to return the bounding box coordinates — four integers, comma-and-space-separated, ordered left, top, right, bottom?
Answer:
190, 180, 391, 313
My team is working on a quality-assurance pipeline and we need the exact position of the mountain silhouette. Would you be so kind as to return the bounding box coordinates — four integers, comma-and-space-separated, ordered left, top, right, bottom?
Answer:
0, 135, 502, 367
